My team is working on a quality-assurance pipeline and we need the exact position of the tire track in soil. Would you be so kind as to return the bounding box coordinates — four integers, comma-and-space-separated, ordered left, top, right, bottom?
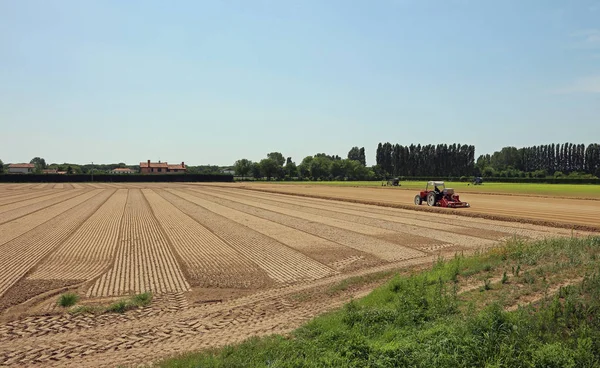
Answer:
0, 279, 82, 313
0, 189, 88, 224
190, 188, 425, 244
89, 189, 190, 297
158, 189, 336, 284
28, 189, 129, 281
0, 189, 82, 215
0, 189, 114, 299
206, 187, 516, 245
0, 184, 35, 191
142, 189, 271, 289
0, 256, 436, 367
0, 189, 102, 248
171, 189, 381, 269
0, 189, 58, 203
241, 185, 600, 230
223, 187, 585, 240
179, 188, 427, 261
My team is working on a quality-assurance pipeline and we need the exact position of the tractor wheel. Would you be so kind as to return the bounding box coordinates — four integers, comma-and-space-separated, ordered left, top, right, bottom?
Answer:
414, 195, 422, 205
427, 192, 437, 206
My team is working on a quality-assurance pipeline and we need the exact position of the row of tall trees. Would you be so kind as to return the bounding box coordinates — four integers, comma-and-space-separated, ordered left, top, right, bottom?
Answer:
376, 143, 475, 177
477, 143, 600, 177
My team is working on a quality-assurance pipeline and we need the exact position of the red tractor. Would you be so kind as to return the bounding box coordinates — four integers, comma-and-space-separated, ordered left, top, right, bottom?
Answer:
414, 181, 470, 208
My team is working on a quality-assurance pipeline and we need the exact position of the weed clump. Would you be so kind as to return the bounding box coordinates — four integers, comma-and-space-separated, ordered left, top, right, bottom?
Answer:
67, 292, 153, 315
58, 293, 79, 307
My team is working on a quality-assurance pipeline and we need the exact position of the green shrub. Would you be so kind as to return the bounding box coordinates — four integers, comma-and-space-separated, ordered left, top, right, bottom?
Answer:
107, 300, 128, 313
58, 293, 79, 307
132, 292, 153, 306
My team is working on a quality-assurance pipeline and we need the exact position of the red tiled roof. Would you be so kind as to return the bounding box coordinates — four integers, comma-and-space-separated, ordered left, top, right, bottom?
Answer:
9, 163, 35, 168
112, 168, 134, 172
140, 162, 169, 168
168, 164, 186, 170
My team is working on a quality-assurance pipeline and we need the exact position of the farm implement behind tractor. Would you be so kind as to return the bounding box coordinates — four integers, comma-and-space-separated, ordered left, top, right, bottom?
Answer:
414, 181, 470, 208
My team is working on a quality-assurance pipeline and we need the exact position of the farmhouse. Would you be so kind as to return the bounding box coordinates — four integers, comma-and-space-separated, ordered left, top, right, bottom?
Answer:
140, 160, 187, 174
111, 168, 135, 174
8, 163, 35, 174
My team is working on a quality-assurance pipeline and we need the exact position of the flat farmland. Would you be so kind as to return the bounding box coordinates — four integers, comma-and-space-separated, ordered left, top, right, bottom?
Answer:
236, 182, 600, 229
0, 183, 596, 367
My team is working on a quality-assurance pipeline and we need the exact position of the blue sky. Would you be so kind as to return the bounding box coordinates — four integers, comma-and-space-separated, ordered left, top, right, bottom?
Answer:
1, 0, 599, 166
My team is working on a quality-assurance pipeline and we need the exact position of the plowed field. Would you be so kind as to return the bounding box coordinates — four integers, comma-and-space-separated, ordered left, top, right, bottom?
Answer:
0, 182, 596, 367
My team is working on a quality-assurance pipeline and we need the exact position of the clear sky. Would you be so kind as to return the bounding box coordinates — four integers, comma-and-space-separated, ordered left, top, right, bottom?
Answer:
1, 0, 599, 166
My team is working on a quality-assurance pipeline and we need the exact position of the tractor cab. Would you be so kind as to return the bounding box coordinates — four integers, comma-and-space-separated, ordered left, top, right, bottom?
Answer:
425, 181, 446, 195
425, 181, 454, 199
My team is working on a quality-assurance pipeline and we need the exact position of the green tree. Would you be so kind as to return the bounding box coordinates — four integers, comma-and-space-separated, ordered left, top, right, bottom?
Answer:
0, 159, 4, 174
284, 157, 297, 178
309, 156, 332, 180
358, 147, 366, 166
259, 158, 279, 180
67, 166, 73, 175
297, 156, 313, 179
330, 159, 345, 179
347, 147, 360, 161
371, 165, 385, 180
233, 159, 253, 179
266, 152, 285, 167
343, 159, 371, 180
250, 162, 262, 180
30, 157, 47, 172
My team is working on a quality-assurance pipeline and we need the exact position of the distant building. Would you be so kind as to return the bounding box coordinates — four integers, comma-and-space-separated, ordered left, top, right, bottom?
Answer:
111, 168, 135, 174
8, 163, 35, 174
42, 169, 67, 174
139, 160, 187, 174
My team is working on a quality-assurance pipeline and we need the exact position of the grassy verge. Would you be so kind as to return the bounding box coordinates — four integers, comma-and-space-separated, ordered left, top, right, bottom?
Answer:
158, 236, 600, 367
256, 181, 600, 198
67, 292, 153, 315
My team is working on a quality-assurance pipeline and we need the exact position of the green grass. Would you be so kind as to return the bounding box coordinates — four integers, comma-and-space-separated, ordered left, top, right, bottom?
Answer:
58, 292, 80, 307
158, 236, 600, 368
260, 180, 600, 198
69, 292, 153, 315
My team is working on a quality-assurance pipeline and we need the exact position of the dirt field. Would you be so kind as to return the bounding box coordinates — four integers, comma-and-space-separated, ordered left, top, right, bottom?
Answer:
0, 183, 596, 367
236, 183, 600, 230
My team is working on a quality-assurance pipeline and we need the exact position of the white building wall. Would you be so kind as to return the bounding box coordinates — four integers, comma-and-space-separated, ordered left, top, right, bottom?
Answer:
8, 167, 32, 174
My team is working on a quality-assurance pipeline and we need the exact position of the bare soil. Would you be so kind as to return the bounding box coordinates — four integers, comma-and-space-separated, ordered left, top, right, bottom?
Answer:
0, 183, 596, 367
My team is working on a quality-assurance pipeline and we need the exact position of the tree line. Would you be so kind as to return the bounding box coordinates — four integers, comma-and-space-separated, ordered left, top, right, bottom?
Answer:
3, 142, 599, 180
376, 143, 475, 177
0, 157, 231, 176
234, 142, 600, 181
477, 143, 600, 178
234, 147, 373, 181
